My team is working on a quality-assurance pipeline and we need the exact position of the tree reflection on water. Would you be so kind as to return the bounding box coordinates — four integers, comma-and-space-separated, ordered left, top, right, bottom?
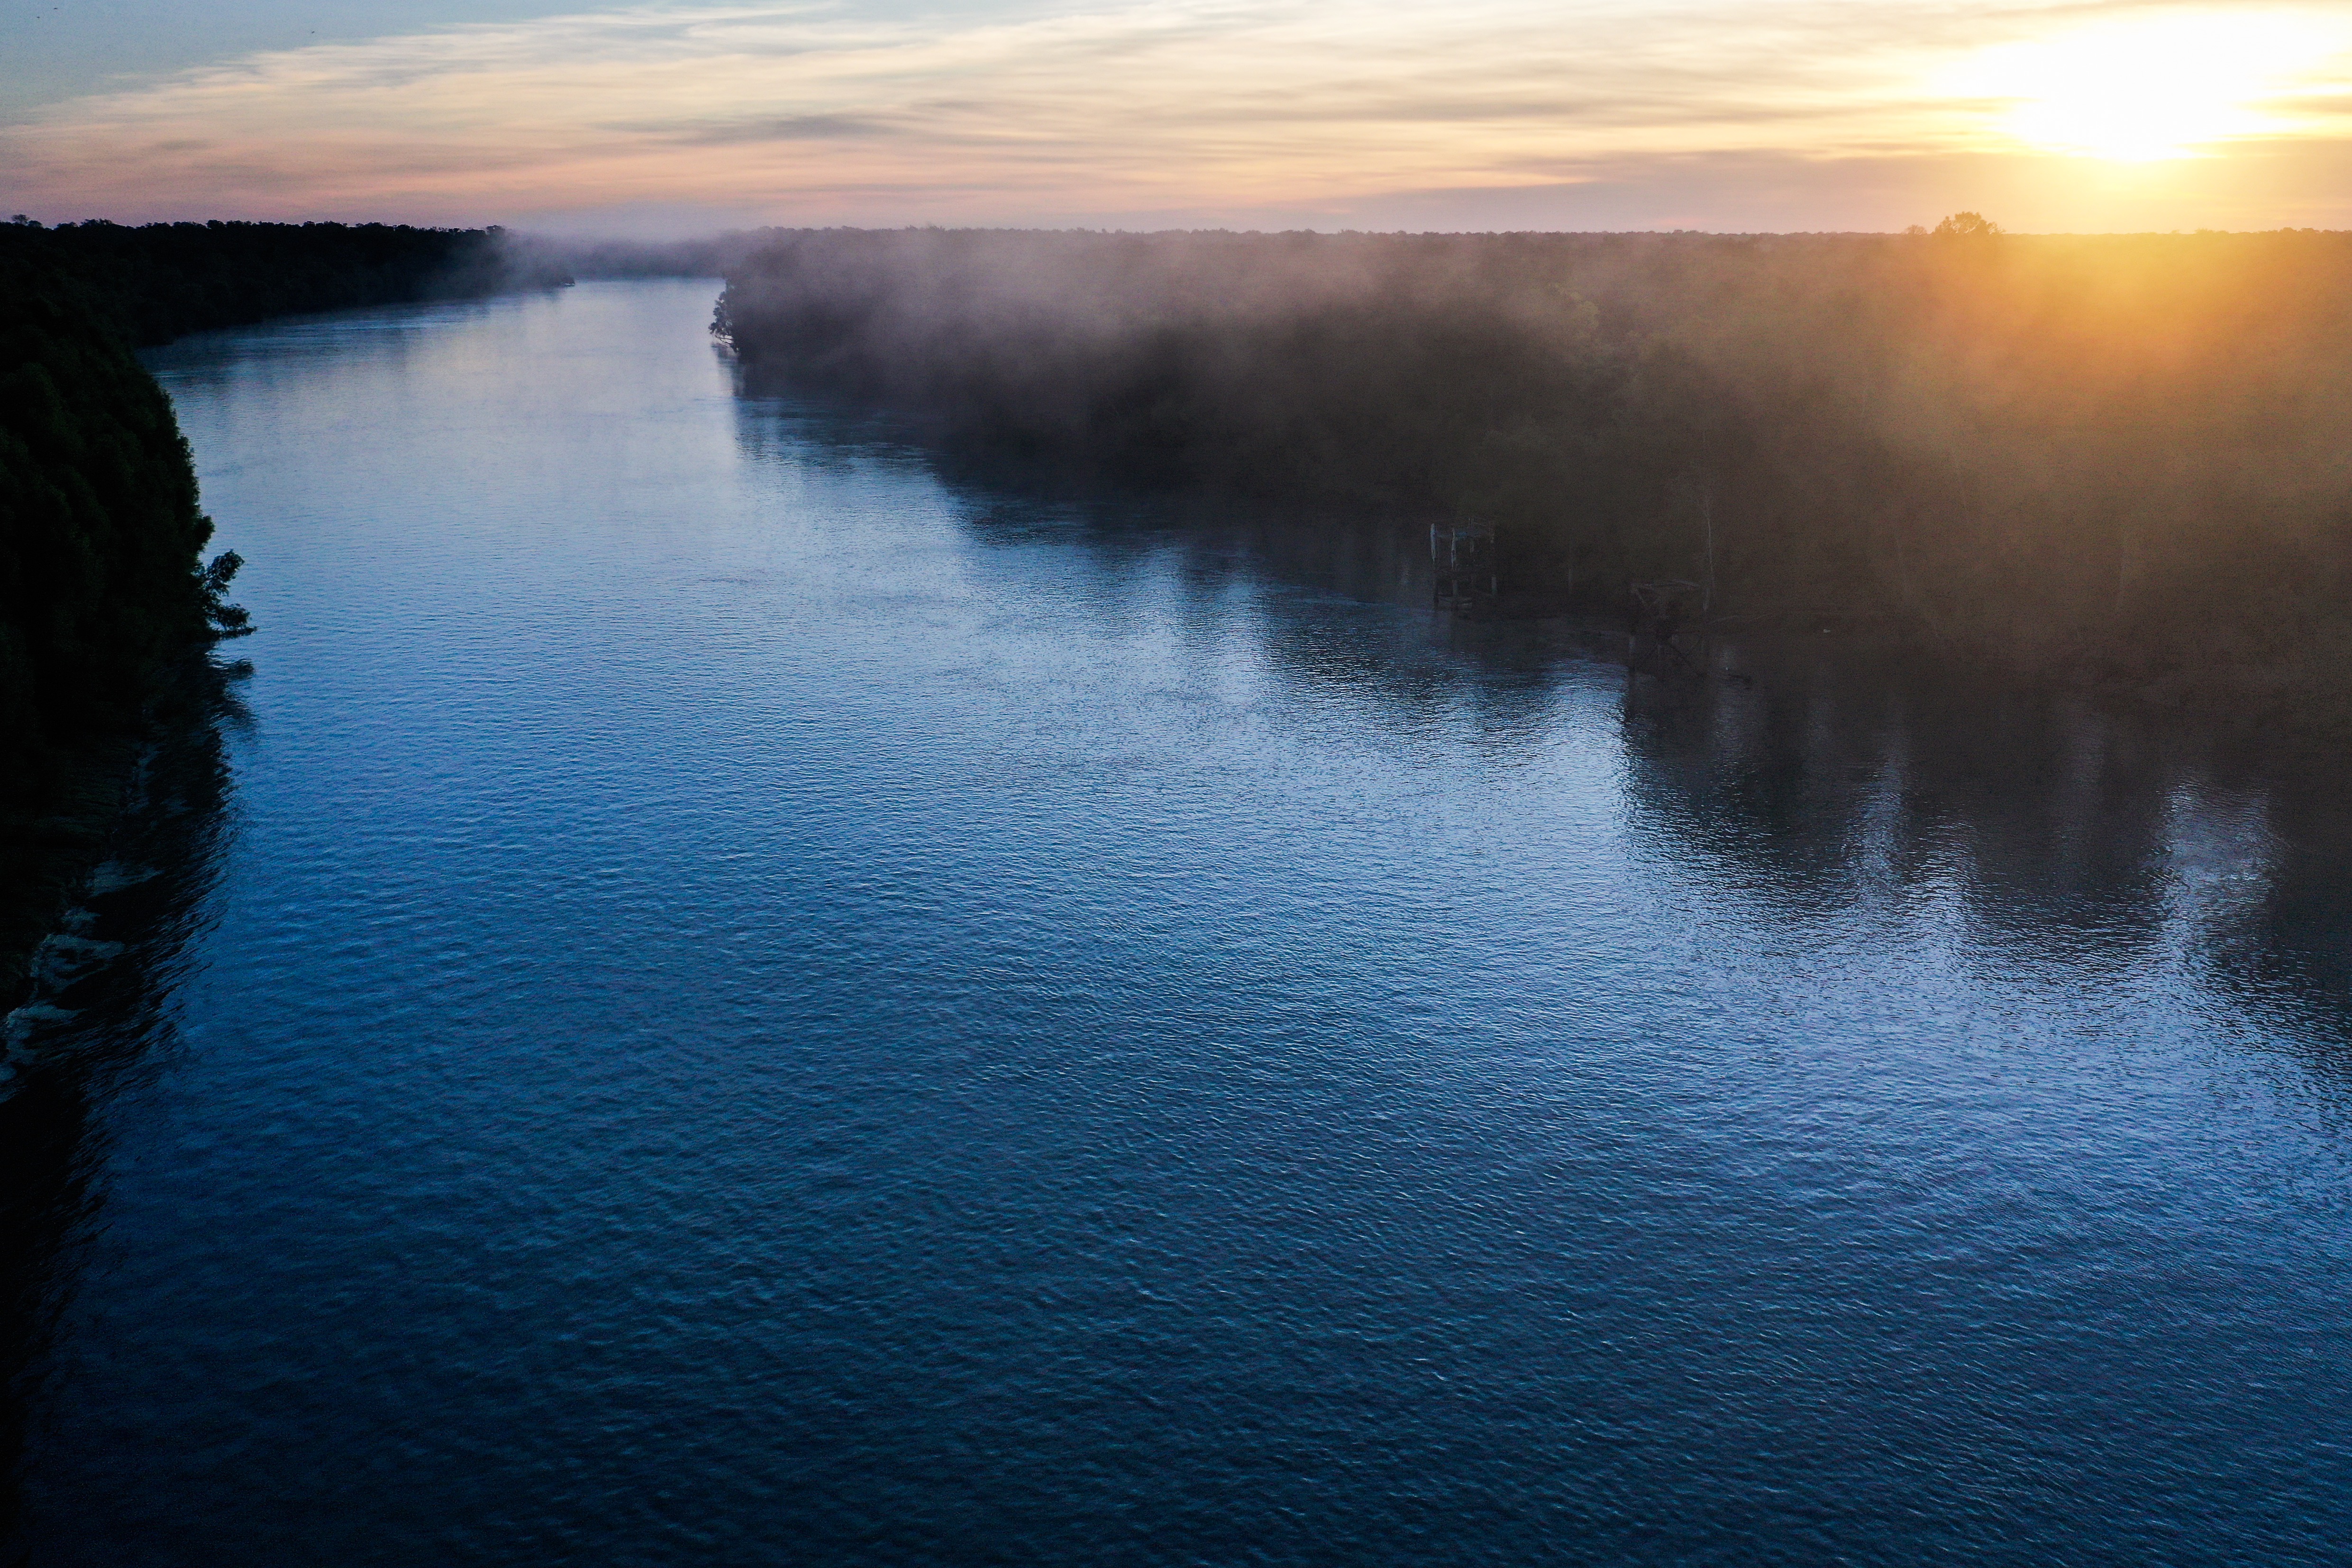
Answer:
0, 691, 238, 1556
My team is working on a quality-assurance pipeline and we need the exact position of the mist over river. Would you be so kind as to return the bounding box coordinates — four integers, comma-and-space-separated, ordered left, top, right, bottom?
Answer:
6, 278, 2352, 1565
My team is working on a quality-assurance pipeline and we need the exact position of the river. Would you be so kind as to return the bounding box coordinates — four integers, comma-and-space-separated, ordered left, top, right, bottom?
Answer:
5, 277, 2350, 1565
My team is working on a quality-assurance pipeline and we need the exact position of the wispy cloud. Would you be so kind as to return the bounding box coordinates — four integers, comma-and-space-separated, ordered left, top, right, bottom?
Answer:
7, 0, 2350, 229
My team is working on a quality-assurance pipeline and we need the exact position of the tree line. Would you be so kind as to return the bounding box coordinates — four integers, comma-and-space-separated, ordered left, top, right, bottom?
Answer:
0, 219, 567, 985
1, 218, 572, 345
717, 223, 2352, 721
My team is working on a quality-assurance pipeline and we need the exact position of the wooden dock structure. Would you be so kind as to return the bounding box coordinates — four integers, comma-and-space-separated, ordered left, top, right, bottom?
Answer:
1431, 521, 1497, 615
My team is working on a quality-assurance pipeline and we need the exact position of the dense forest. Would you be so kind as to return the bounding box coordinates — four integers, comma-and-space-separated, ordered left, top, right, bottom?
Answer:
0, 218, 572, 346
0, 249, 251, 983
0, 220, 568, 988
718, 223, 2352, 720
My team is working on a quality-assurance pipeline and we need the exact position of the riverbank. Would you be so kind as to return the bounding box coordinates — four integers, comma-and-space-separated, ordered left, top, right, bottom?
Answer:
718, 225, 2352, 734
2, 255, 233, 997
0, 219, 573, 346
1, 223, 576, 1000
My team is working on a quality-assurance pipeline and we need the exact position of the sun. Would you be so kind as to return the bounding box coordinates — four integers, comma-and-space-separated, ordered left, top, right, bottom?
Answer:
1951, 11, 2335, 162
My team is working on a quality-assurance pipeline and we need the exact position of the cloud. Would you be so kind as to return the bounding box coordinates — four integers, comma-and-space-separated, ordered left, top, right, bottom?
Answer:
5, 0, 2349, 229
658, 112, 907, 143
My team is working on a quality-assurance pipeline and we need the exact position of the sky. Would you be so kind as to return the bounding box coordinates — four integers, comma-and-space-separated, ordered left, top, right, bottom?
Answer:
4, 0, 2351, 235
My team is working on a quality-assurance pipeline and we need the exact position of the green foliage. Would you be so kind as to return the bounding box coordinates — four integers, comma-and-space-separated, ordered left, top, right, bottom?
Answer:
719, 224, 2352, 675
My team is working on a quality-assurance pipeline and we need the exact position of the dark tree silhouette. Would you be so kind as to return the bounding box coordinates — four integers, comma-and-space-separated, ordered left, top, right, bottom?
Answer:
718, 221, 2352, 732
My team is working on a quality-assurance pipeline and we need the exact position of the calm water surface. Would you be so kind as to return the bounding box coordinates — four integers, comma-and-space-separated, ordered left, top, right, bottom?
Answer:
7, 279, 2352, 1565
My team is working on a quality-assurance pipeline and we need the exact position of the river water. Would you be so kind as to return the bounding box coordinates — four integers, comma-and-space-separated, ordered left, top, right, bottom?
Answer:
6, 278, 2351, 1565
